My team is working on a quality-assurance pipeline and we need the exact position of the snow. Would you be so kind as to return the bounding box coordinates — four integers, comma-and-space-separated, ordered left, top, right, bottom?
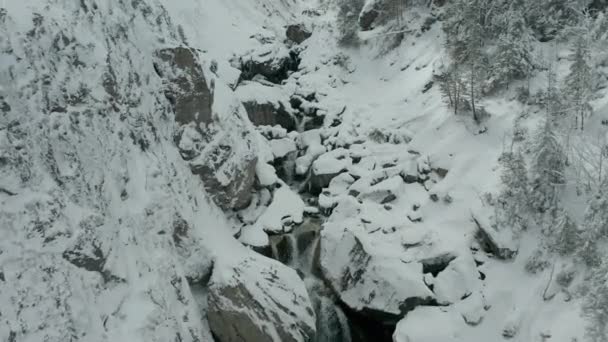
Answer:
253, 185, 305, 234
0, 0, 597, 340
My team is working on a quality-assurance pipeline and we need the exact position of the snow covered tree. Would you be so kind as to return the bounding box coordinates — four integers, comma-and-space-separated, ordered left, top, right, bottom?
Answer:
550, 208, 580, 255
575, 186, 608, 267
496, 150, 529, 231
489, 5, 535, 90
438, 65, 465, 115
583, 260, 608, 341
443, 0, 494, 64
564, 28, 593, 130
528, 114, 567, 214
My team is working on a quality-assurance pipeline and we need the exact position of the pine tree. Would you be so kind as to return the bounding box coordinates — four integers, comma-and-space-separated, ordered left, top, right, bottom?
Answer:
551, 208, 580, 255
490, 5, 534, 89
583, 260, 608, 341
496, 150, 529, 231
577, 187, 608, 266
529, 113, 567, 214
564, 28, 593, 130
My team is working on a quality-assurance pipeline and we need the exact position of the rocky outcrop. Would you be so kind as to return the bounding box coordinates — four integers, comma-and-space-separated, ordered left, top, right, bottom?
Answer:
154, 47, 213, 125
156, 47, 259, 210
472, 212, 518, 260
320, 215, 436, 320
359, 7, 380, 31
243, 101, 296, 131
286, 24, 312, 44
208, 256, 316, 342
237, 45, 300, 84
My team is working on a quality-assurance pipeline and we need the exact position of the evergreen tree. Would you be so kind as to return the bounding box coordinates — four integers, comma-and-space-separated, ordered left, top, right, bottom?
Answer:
529, 113, 567, 214
551, 208, 580, 255
564, 28, 593, 130
496, 150, 529, 231
489, 5, 534, 89
577, 187, 608, 266
583, 260, 608, 341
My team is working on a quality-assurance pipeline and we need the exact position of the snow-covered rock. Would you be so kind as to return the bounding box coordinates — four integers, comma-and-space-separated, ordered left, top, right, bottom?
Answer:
157, 47, 259, 211
309, 148, 352, 194
393, 307, 469, 342
236, 81, 296, 131
208, 255, 316, 342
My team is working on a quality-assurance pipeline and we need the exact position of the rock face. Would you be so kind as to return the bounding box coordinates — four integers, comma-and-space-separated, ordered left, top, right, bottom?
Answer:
0, 2, 222, 341
208, 256, 316, 342
286, 24, 312, 44
156, 47, 259, 210
154, 47, 213, 125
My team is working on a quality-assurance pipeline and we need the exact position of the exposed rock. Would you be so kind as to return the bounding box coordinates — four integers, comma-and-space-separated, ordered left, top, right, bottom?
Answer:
472, 213, 518, 260
286, 24, 312, 44
154, 47, 213, 125
309, 149, 352, 195
320, 226, 435, 320
158, 47, 259, 211
208, 256, 316, 342
359, 7, 379, 31
243, 101, 296, 131
238, 46, 300, 84
190, 147, 258, 211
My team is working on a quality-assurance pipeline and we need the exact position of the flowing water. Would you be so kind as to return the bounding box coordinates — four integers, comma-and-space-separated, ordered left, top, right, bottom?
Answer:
269, 218, 352, 342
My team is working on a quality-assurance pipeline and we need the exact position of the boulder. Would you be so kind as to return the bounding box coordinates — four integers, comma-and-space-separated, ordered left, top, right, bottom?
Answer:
237, 45, 300, 84
472, 212, 518, 260
208, 256, 316, 342
359, 8, 379, 31
156, 47, 258, 211
393, 307, 468, 342
320, 225, 435, 320
286, 24, 312, 44
308, 149, 352, 195
243, 101, 296, 131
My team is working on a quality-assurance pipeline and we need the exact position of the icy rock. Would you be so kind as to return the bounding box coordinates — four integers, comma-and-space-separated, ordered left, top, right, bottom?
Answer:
320, 225, 434, 319
237, 82, 296, 130
208, 256, 316, 342
286, 24, 312, 44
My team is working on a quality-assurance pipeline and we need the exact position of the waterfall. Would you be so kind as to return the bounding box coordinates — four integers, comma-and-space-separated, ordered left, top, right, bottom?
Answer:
270, 218, 352, 342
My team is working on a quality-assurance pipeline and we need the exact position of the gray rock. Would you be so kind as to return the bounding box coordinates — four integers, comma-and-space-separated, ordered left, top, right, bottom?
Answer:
154, 47, 213, 125
472, 216, 518, 260
157, 47, 258, 211
359, 7, 379, 31
242, 100, 296, 131
208, 256, 316, 342
286, 24, 312, 44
